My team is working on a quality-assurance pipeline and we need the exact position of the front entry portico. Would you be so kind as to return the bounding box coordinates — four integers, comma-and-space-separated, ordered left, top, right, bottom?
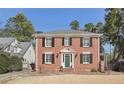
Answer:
60, 48, 74, 68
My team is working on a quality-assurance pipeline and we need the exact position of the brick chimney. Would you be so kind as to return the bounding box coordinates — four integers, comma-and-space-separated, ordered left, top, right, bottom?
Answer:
91, 28, 97, 33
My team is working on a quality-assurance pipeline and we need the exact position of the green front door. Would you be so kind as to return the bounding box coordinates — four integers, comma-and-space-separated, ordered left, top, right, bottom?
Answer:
65, 54, 70, 67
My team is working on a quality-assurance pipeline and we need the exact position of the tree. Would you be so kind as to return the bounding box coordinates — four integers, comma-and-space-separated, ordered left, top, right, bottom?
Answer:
0, 29, 12, 37
5, 12, 35, 42
84, 23, 94, 31
70, 20, 80, 30
84, 22, 105, 53
96, 22, 103, 33
104, 8, 124, 62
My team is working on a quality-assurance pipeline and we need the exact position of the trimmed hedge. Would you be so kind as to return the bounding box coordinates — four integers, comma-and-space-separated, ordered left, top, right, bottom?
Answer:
0, 52, 22, 74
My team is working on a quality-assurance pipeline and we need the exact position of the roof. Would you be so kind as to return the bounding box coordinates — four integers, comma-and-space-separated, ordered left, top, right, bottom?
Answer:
0, 37, 32, 57
35, 29, 101, 37
18, 42, 32, 57
0, 37, 15, 49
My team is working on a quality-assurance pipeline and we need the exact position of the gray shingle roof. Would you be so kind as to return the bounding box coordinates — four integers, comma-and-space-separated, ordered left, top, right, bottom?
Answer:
35, 29, 101, 37
43, 29, 94, 34
0, 37, 32, 57
18, 42, 31, 57
0, 37, 15, 50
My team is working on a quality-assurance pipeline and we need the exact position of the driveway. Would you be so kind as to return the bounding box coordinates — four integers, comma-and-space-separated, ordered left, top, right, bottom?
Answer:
0, 70, 29, 83
6, 73, 124, 84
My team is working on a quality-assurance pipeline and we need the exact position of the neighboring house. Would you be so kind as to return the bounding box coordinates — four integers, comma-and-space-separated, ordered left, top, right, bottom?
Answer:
0, 37, 35, 69
35, 30, 101, 72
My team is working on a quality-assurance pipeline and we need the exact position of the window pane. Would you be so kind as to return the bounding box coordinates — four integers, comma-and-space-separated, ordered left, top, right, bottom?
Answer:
83, 37, 90, 47
64, 38, 70, 46
45, 54, 52, 63
82, 54, 90, 63
45, 38, 52, 47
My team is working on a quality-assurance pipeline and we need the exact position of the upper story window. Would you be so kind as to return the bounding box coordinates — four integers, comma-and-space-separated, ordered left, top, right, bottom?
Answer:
80, 52, 92, 64
42, 37, 54, 47
63, 37, 72, 46
80, 37, 92, 47
45, 38, 52, 47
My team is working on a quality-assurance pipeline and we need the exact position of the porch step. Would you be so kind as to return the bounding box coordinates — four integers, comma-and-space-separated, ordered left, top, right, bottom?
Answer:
62, 68, 74, 73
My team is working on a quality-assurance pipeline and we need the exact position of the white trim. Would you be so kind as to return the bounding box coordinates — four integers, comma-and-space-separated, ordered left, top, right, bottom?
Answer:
44, 53, 53, 64
82, 52, 91, 54
44, 52, 53, 54
82, 37, 90, 47
81, 52, 91, 64
83, 62, 90, 64
83, 46, 90, 48
64, 37, 70, 46
61, 53, 74, 68
60, 48, 75, 53
45, 37, 52, 47
35, 38, 38, 71
35, 34, 102, 37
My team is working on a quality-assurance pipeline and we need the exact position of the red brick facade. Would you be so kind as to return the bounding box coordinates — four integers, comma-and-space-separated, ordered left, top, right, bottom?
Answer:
35, 33, 100, 72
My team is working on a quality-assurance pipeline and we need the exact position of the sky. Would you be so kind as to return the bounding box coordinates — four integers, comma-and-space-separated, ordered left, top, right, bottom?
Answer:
0, 8, 110, 52
0, 8, 105, 31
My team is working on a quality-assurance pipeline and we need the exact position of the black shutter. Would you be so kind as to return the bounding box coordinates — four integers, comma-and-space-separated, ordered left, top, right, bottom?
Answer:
90, 37, 92, 47
42, 37, 45, 47
52, 54, 54, 64
52, 37, 54, 47
62, 37, 64, 46
90, 54, 92, 64
42, 54, 45, 64
80, 54, 83, 63
70, 37, 72, 45
80, 37, 83, 47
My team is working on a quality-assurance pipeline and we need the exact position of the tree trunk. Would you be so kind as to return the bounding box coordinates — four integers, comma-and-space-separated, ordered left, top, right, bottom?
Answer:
112, 45, 117, 62
114, 48, 124, 62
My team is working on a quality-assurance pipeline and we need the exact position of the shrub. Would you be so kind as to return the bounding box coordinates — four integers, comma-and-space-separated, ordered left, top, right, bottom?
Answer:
112, 61, 124, 72
0, 53, 10, 74
9, 56, 22, 71
0, 52, 22, 74
91, 69, 97, 72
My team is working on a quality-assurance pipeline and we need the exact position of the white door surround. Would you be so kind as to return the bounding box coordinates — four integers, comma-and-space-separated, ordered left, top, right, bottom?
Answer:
60, 48, 74, 68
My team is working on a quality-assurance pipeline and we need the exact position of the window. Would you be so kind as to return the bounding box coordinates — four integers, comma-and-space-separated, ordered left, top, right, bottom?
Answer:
82, 37, 91, 47
80, 53, 92, 64
7, 46, 10, 51
43, 52, 54, 64
82, 54, 90, 64
45, 54, 52, 64
45, 38, 52, 47
63, 37, 71, 46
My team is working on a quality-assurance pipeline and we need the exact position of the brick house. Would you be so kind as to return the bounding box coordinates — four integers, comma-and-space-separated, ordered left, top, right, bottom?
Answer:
35, 30, 101, 72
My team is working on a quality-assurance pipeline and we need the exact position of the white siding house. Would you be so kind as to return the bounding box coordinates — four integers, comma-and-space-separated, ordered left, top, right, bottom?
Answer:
0, 37, 35, 69
18, 42, 35, 69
